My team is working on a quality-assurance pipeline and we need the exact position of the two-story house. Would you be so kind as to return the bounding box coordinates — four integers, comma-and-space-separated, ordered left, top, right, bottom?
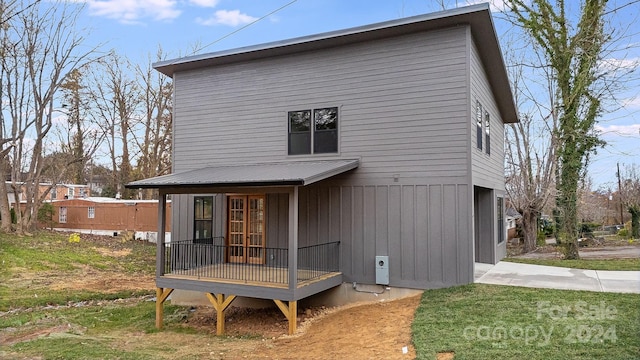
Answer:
128, 4, 518, 335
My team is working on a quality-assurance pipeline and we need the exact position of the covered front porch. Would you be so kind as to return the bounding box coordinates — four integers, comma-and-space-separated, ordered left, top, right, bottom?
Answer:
126, 159, 358, 335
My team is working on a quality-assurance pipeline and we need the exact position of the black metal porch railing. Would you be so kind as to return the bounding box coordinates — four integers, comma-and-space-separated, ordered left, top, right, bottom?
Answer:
164, 238, 340, 285
297, 241, 340, 282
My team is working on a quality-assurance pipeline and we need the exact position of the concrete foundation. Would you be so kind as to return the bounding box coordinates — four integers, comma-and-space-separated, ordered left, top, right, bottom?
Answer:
169, 283, 423, 309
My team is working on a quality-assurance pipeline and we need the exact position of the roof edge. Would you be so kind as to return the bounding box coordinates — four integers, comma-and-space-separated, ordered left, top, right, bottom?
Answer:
153, 4, 490, 76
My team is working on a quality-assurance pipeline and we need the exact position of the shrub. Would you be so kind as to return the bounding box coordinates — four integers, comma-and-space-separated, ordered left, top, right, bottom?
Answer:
618, 228, 630, 238
37, 202, 56, 229
580, 222, 600, 237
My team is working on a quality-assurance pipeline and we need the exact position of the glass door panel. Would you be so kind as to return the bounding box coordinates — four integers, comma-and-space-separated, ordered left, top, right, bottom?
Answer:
227, 195, 265, 264
228, 196, 245, 263
247, 196, 265, 264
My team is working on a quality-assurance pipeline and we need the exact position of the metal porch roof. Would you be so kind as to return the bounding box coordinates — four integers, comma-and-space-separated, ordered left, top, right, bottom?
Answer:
125, 159, 359, 189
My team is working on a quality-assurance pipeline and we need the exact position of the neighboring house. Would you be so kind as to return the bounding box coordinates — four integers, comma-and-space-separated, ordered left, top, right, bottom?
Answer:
87, 176, 107, 197
4, 182, 89, 206
49, 197, 171, 240
5, 182, 23, 207
39, 183, 90, 201
506, 207, 522, 240
127, 4, 517, 335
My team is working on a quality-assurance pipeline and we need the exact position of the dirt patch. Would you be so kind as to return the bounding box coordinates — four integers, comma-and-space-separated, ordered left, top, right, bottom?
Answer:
221, 295, 422, 359
92, 247, 132, 257
0, 324, 85, 346
49, 272, 153, 293
437, 351, 456, 360
147, 295, 421, 359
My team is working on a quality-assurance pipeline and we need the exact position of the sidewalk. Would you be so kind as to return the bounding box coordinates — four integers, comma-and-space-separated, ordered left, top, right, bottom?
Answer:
474, 261, 640, 294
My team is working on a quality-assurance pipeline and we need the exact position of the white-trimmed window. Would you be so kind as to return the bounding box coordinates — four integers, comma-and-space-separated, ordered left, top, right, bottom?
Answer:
88, 206, 95, 219
59, 207, 67, 223
288, 107, 338, 155
67, 187, 74, 199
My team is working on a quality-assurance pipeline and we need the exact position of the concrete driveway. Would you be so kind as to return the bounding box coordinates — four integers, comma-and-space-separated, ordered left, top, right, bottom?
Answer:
474, 262, 640, 294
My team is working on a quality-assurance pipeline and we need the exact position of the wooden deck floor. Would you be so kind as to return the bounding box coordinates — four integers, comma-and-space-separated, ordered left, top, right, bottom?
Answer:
162, 263, 341, 289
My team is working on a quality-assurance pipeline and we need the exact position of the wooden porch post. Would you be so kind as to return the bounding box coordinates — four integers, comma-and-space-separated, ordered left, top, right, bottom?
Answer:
288, 186, 299, 290
274, 299, 297, 335
156, 191, 167, 278
155, 191, 170, 329
206, 293, 237, 335
155, 287, 174, 329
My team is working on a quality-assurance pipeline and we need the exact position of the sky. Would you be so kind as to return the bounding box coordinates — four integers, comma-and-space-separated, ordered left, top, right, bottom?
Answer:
70, 0, 640, 191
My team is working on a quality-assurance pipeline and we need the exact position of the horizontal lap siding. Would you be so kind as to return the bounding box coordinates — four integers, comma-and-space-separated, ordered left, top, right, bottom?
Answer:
172, 27, 469, 181
470, 38, 506, 190
168, 26, 476, 289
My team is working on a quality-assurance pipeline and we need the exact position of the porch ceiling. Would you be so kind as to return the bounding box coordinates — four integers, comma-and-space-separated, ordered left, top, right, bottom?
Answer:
125, 159, 359, 189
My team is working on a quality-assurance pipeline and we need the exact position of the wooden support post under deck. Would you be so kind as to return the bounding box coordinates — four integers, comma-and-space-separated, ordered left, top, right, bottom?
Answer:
155, 287, 174, 329
274, 299, 297, 335
206, 293, 237, 335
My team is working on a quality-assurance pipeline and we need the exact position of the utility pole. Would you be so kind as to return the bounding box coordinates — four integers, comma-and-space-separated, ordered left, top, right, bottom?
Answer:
617, 162, 624, 225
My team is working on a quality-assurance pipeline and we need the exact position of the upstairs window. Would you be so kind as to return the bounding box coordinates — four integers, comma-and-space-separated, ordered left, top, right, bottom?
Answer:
485, 110, 491, 155
288, 107, 338, 155
475, 100, 483, 150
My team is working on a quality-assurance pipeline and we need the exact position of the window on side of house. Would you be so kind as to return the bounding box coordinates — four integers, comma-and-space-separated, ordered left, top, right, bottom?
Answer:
88, 206, 95, 219
497, 197, 504, 244
59, 207, 67, 223
68, 187, 74, 199
288, 107, 338, 155
194, 196, 213, 242
485, 110, 491, 155
51, 187, 57, 200
476, 100, 483, 150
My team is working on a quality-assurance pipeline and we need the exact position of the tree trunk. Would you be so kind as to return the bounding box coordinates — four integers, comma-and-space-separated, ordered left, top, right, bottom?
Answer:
0, 161, 13, 232
630, 206, 640, 239
558, 161, 581, 259
521, 209, 538, 253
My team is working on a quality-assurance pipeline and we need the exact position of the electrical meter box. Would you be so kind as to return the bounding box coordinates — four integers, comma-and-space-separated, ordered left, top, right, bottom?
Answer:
375, 255, 389, 285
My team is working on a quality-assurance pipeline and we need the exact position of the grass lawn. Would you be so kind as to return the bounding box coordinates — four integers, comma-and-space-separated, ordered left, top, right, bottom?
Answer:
0, 231, 257, 359
503, 257, 640, 271
412, 284, 640, 360
0, 231, 156, 310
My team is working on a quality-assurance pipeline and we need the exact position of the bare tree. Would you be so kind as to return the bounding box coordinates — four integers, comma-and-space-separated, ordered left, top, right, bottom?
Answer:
619, 163, 640, 238
41, 66, 106, 187
0, 1, 95, 234
89, 52, 141, 200
505, 46, 557, 252
132, 48, 173, 199
504, 0, 638, 259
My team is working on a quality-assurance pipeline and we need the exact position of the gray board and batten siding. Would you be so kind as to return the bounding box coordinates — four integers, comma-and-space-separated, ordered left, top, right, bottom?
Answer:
152, 4, 517, 290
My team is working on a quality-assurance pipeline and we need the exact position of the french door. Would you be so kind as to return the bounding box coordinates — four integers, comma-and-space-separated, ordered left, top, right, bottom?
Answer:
227, 195, 265, 264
